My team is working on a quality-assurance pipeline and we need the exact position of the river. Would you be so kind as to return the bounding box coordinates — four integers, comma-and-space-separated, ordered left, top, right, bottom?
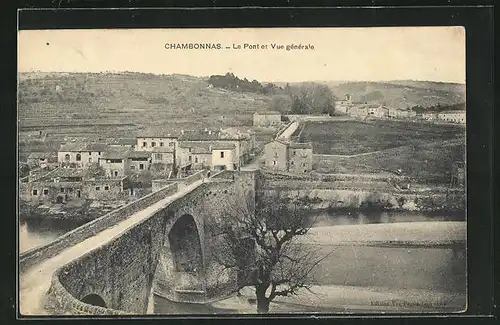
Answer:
19, 210, 466, 313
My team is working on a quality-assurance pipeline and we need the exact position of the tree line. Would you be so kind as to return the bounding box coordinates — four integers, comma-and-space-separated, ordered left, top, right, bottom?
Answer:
207, 73, 337, 116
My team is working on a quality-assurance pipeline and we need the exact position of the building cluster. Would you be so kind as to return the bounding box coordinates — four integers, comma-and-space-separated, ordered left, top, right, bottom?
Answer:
21, 128, 255, 205
334, 94, 466, 124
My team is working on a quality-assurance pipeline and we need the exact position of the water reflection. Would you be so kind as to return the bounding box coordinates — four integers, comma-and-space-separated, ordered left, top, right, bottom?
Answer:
19, 218, 87, 253
312, 210, 465, 228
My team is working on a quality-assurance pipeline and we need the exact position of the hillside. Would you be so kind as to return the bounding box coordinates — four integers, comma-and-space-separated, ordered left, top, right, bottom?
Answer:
301, 80, 465, 109
18, 72, 273, 140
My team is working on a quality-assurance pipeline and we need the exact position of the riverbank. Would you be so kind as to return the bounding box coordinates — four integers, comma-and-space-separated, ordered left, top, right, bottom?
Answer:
154, 284, 466, 314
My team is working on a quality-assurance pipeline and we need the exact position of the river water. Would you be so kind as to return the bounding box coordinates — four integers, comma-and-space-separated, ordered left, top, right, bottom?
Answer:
19, 210, 466, 313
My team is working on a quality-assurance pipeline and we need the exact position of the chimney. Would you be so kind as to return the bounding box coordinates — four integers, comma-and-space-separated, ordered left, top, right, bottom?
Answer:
181, 129, 184, 135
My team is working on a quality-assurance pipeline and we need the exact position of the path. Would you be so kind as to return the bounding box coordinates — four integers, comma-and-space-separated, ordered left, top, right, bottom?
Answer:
19, 179, 205, 316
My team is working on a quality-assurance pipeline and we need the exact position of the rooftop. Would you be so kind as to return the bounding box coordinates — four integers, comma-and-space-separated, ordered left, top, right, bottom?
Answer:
128, 150, 151, 159
59, 142, 109, 152
137, 128, 181, 138
254, 110, 281, 115
101, 147, 130, 160
211, 143, 236, 150
289, 142, 313, 150
151, 147, 175, 153
28, 152, 57, 159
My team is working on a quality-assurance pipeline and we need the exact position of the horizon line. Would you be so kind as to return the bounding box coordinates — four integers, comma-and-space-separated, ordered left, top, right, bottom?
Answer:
17, 70, 466, 85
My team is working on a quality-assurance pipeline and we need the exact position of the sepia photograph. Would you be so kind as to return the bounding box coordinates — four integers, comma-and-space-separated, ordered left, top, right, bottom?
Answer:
18, 26, 466, 316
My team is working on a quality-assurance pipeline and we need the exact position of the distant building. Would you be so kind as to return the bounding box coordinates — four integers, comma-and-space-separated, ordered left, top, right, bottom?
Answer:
253, 111, 282, 127
211, 143, 237, 171
99, 148, 130, 178
135, 134, 179, 152
127, 150, 152, 172
58, 142, 109, 168
177, 142, 212, 170
387, 108, 416, 119
264, 139, 313, 173
367, 105, 387, 118
288, 142, 313, 173
421, 112, 438, 121
437, 111, 466, 124
264, 139, 289, 172
334, 94, 353, 114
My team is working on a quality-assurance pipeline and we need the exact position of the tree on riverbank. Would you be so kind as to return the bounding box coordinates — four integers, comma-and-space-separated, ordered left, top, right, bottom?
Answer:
210, 180, 330, 313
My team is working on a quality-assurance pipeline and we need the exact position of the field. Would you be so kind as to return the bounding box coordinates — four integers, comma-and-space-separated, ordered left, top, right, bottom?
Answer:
299, 120, 464, 155
297, 120, 465, 185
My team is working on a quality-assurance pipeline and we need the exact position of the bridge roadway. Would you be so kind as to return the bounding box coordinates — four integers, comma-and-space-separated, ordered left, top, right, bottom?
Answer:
20, 179, 205, 316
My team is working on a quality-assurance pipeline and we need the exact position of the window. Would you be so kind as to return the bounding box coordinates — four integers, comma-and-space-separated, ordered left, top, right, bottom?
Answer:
68, 188, 73, 193
98, 152, 101, 155
114, 171, 118, 177
139, 164, 144, 170
76, 154, 81, 161
142, 142, 147, 147
293, 151, 296, 156
220, 151, 225, 158
188, 148, 192, 152
43, 189, 49, 195
290, 161, 294, 165
32, 189, 38, 195
302, 163, 306, 167
169, 142, 175, 147
152, 142, 156, 147
155, 153, 163, 160
95, 186, 100, 191
273, 160, 276, 165
88, 157, 92, 163
194, 157, 198, 163
188, 156, 192, 162
64, 154, 70, 161
60, 188, 64, 193
274, 152, 278, 158
160, 142, 164, 147
130, 165, 135, 170
104, 186, 110, 190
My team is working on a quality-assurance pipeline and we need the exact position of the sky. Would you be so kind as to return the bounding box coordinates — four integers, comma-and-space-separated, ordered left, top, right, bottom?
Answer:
18, 27, 465, 83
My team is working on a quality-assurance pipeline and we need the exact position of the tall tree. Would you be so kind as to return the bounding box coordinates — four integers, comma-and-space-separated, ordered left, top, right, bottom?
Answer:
209, 179, 330, 313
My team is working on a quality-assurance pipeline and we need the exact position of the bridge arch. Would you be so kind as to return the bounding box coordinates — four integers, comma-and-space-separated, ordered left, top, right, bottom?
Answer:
168, 214, 203, 275
81, 293, 107, 308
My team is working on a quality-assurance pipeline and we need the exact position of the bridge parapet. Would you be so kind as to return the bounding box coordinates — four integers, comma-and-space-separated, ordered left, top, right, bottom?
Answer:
46, 268, 128, 315
20, 182, 180, 273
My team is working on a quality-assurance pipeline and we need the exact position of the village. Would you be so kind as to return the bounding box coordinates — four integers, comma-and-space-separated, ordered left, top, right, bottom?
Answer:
19, 92, 465, 221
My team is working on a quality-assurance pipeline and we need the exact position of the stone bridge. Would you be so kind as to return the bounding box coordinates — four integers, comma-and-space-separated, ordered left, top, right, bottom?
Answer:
19, 170, 256, 315
19, 168, 466, 316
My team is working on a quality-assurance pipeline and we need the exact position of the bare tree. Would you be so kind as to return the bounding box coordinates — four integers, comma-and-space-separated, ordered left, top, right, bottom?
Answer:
209, 179, 330, 313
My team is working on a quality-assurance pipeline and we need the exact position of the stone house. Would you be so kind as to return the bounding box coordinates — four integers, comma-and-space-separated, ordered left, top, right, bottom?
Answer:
127, 150, 151, 172
264, 139, 289, 172
264, 140, 313, 173
253, 111, 282, 127
135, 135, 178, 152
179, 129, 254, 168
422, 112, 438, 121
437, 111, 466, 124
84, 177, 126, 201
177, 142, 212, 170
99, 148, 130, 178
288, 142, 313, 173
211, 143, 237, 171
367, 105, 387, 118
58, 142, 109, 168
